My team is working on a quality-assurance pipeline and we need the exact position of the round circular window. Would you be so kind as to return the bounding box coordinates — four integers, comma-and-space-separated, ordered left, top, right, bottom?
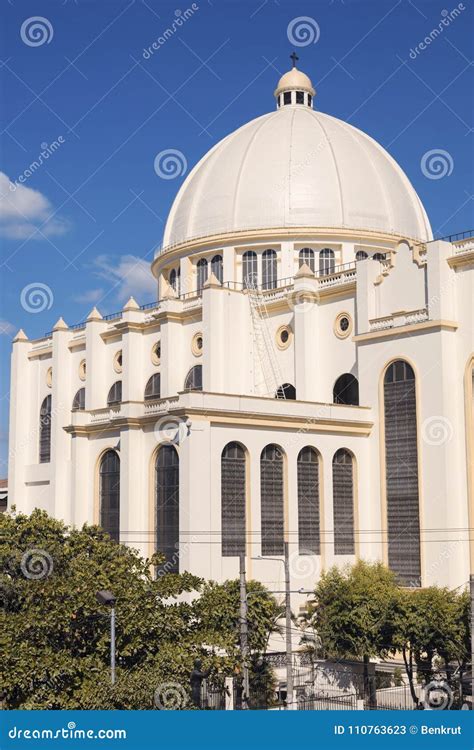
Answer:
334, 312, 353, 339
46, 367, 53, 388
79, 359, 86, 381
192, 332, 203, 357
113, 350, 123, 373
151, 341, 161, 366
276, 325, 292, 350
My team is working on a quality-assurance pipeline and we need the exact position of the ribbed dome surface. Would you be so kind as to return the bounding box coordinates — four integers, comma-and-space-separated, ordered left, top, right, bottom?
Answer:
163, 106, 432, 247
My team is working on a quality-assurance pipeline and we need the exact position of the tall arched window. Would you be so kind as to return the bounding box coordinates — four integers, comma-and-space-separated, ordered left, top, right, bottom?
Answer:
262, 249, 277, 290
211, 254, 223, 284
221, 442, 247, 556
99, 450, 120, 542
275, 383, 297, 400
242, 250, 257, 288
197, 258, 208, 291
107, 381, 122, 406
319, 248, 335, 276
297, 447, 320, 555
260, 444, 285, 555
184, 365, 202, 391
333, 374, 359, 406
384, 360, 421, 584
145, 373, 161, 401
355, 251, 368, 261
155, 445, 179, 574
39, 395, 52, 463
72, 387, 85, 411
332, 449, 355, 555
299, 248, 315, 272
169, 267, 181, 294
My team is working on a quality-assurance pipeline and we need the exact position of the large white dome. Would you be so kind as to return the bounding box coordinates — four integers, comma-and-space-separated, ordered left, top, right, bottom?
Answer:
163, 88, 432, 247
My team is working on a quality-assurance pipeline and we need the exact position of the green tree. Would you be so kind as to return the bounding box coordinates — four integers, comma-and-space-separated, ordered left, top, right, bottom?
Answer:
192, 578, 282, 707
0, 510, 279, 709
393, 586, 470, 706
303, 561, 400, 700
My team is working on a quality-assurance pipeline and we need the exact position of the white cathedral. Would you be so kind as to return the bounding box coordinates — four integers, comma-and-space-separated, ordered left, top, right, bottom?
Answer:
8, 63, 474, 595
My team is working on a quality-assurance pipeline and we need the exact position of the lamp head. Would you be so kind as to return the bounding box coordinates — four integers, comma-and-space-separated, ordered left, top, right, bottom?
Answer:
96, 590, 116, 607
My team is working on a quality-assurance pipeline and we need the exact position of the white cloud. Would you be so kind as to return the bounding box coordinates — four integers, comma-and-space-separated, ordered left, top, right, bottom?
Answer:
0, 319, 16, 336
0, 172, 69, 240
72, 288, 105, 304
91, 254, 156, 303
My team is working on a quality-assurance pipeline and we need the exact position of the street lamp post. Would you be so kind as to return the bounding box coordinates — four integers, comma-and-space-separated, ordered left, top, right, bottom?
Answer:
252, 543, 295, 709
96, 590, 116, 686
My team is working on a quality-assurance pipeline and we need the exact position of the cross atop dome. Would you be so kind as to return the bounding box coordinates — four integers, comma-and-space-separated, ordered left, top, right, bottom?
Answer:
274, 58, 316, 109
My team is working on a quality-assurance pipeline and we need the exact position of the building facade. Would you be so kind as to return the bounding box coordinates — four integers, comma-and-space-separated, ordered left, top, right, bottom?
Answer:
8, 65, 474, 595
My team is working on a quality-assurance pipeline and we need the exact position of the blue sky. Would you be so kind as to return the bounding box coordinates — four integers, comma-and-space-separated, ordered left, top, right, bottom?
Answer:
0, 0, 473, 474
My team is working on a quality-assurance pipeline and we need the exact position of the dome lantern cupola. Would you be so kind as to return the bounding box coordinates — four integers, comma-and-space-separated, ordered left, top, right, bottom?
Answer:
274, 53, 316, 109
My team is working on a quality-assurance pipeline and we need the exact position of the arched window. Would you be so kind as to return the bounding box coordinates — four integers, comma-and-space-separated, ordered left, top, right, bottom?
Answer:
197, 258, 208, 291
299, 248, 315, 272
332, 449, 355, 555
297, 447, 320, 555
39, 395, 52, 463
372, 252, 386, 261
221, 442, 247, 556
169, 267, 181, 294
262, 249, 277, 290
184, 365, 202, 392
260, 444, 284, 555
155, 445, 179, 574
319, 248, 335, 276
242, 250, 258, 289
99, 450, 120, 542
355, 251, 368, 261
275, 383, 297, 400
211, 254, 223, 284
384, 360, 420, 584
144, 373, 161, 401
72, 387, 85, 411
107, 381, 122, 406
333, 374, 359, 406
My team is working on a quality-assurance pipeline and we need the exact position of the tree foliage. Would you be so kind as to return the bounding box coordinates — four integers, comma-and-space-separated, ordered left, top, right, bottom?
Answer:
304, 561, 399, 662
302, 561, 470, 707
0, 510, 279, 709
393, 586, 470, 704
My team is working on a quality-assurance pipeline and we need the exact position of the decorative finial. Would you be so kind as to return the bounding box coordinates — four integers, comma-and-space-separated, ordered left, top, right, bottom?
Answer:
290, 51, 299, 68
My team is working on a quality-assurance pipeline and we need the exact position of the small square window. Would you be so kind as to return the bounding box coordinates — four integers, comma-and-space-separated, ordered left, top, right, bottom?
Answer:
283, 92, 292, 105
296, 91, 304, 105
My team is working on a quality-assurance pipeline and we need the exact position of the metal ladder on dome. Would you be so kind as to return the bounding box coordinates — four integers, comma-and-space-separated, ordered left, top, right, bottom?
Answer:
246, 280, 285, 398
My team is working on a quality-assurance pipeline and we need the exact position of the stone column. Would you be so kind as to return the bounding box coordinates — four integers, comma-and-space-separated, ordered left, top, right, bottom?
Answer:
293, 263, 320, 401
50, 318, 73, 524
8, 330, 32, 512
